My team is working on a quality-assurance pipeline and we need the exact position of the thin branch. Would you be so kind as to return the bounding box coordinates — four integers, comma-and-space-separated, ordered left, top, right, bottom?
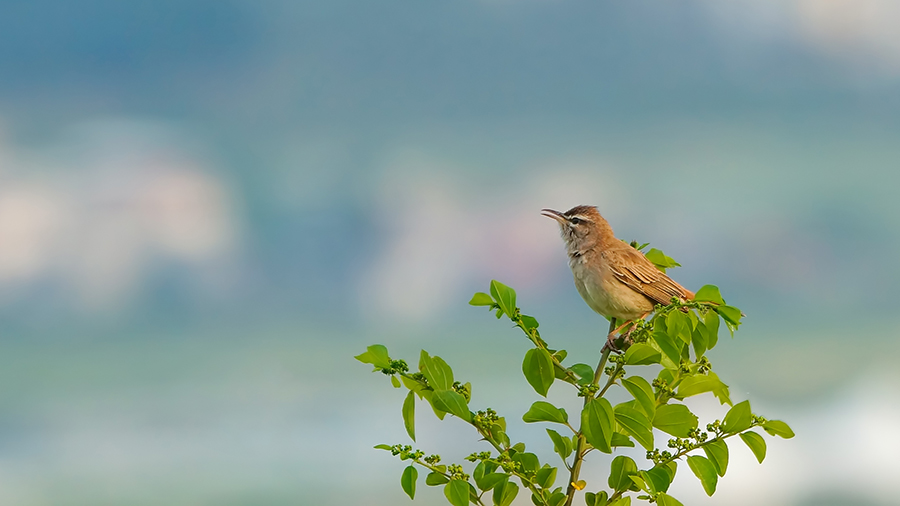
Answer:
596, 361, 624, 399
514, 320, 582, 385
657, 422, 762, 468
562, 318, 617, 506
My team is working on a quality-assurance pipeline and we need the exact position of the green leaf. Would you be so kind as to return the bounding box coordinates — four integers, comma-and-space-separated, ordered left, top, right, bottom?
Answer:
426, 471, 450, 486
703, 310, 720, 349
474, 462, 508, 491
614, 403, 654, 451
610, 432, 635, 447
421, 390, 446, 420
490, 423, 510, 448
628, 474, 646, 492
581, 398, 614, 453
661, 461, 677, 483
522, 315, 540, 331
667, 311, 691, 344
536, 466, 557, 488
645, 248, 680, 272
657, 368, 675, 385
624, 343, 662, 365
401, 375, 425, 397
622, 376, 656, 418
608, 455, 638, 492
653, 404, 698, 438
740, 431, 767, 463
703, 439, 729, 477
584, 491, 608, 506
722, 400, 752, 433
512, 452, 540, 474
762, 420, 795, 439
548, 491, 566, 506
432, 390, 471, 422
419, 351, 454, 391
469, 292, 495, 306
444, 480, 469, 506
641, 466, 672, 493
480, 473, 507, 491
493, 479, 519, 506
374, 444, 393, 451
715, 305, 743, 331
694, 285, 725, 305
677, 374, 724, 399
490, 280, 517, 319
687, 456, 717, 496
354, 344, 391, 369
402, 390, 416, 441
691, 323, 708, 359
707, 371, 732, 406
523, 348, 555, 397
656, 492, 684, 506
569, 363, 594, 385
652, 323, 682, 368
609, 497, 631, 506
401, 465, 417, 500
546, 429, 573, 459
523, 401, 568, 424
473, 461, 487, 484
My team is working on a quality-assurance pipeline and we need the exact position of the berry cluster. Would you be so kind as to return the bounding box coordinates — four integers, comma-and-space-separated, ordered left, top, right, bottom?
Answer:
390, 444, 425, 461
452, 381, 471, 402
578, 383, 599, 397
472, 408, 500, 431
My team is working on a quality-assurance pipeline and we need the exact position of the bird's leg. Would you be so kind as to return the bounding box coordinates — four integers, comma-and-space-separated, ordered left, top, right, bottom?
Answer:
605, 313, 651, 352
619, 312, 651, 346
604, 319, 633, 353
601, 318, 616, 353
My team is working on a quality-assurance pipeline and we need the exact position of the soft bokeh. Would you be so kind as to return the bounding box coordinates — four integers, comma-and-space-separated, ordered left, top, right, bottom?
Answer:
1, 1, 899, 505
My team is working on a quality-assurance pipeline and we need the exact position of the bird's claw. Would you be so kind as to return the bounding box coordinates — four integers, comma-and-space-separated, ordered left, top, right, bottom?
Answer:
604, 325, 636, 353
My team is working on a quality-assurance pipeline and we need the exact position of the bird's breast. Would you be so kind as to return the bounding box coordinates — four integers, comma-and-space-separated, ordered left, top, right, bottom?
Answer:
569, 254, 653, 321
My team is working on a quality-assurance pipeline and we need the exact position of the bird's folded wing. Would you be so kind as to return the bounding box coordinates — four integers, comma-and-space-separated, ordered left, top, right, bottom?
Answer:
605, 247, 693, 306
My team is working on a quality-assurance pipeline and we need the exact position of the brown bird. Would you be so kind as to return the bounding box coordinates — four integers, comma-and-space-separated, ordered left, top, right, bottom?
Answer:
541, 205, 694, 349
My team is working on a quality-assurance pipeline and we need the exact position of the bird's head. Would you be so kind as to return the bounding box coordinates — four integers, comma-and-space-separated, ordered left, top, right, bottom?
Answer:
541, 205, 606, 253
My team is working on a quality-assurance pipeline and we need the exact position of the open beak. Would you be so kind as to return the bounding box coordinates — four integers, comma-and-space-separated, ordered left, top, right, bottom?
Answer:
540, 208, 567, 224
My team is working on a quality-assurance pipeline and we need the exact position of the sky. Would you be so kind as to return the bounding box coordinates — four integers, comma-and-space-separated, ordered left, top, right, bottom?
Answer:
0, 1, 899, 505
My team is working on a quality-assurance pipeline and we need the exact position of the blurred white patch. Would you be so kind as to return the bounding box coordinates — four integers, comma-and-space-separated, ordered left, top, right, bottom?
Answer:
140, 170, 236, 260
704, 0, 900, 79
0, 119, 240, 312
0, 185, 67, 280
796, 0, 900, 74
358, 150, 629, 323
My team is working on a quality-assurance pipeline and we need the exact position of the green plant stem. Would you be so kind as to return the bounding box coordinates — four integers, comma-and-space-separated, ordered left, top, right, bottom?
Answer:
596, 361, 624, 399
657, 422, 762, 468
514, 318, 582, 385
607, 490, 625, 504
562, 318, 617, 506
591, 346, 612, 387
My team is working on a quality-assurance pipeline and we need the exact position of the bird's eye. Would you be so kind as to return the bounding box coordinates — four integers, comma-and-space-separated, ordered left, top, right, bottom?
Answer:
569, 217, 582, 225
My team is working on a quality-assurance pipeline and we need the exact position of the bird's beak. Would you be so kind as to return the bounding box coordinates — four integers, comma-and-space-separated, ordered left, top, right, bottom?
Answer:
540, 208, 567, 224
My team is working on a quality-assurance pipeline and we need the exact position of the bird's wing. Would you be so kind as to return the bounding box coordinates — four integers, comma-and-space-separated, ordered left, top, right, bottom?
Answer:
604, 245, 694, 307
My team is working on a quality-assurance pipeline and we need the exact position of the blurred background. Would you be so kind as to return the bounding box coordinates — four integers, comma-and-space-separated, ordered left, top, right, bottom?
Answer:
1, 1, 899, 505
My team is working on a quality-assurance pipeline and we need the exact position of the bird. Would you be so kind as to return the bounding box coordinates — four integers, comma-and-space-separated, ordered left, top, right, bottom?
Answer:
541, 205, 694, 350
